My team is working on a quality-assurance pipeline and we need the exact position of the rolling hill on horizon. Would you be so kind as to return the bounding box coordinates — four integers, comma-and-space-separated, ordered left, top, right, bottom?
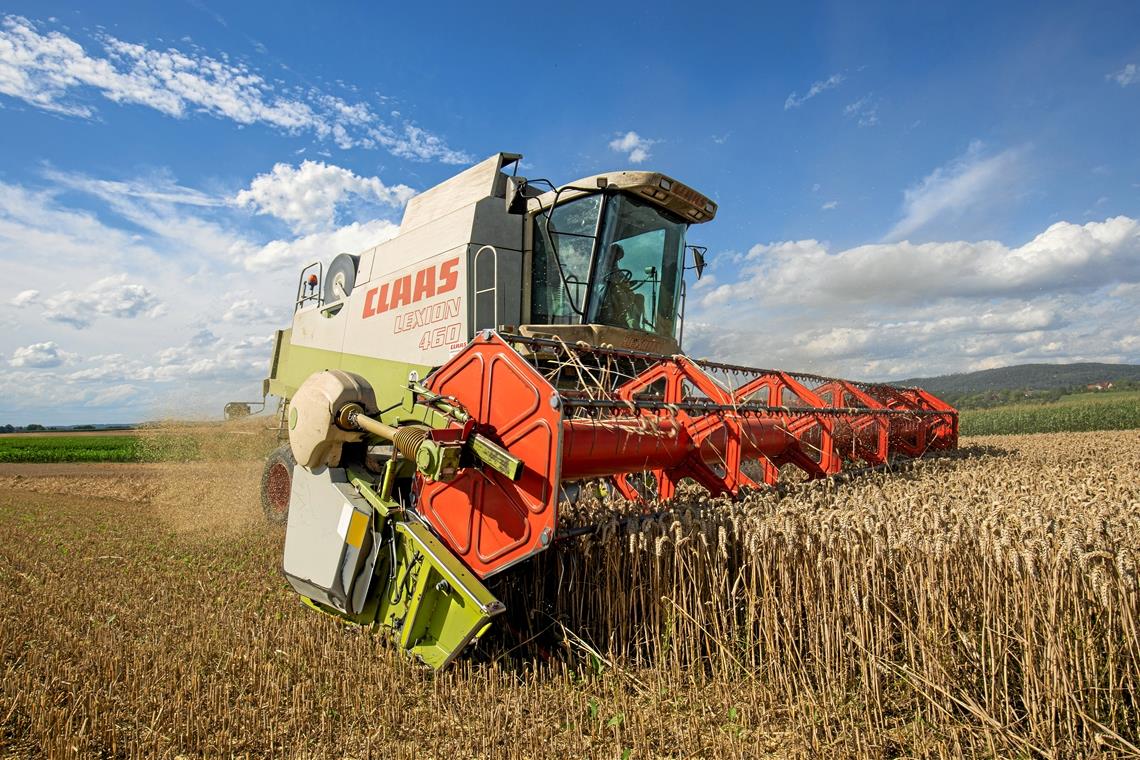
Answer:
893, 362, 1140, 397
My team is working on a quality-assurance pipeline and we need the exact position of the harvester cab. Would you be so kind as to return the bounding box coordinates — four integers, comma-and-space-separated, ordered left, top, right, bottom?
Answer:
249, 152, 959, 670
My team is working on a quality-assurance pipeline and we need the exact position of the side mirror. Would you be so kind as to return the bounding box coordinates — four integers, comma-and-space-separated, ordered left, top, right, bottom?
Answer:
505, 176, 534, 215
224, 402, 251, 420
686, 246, 707, 280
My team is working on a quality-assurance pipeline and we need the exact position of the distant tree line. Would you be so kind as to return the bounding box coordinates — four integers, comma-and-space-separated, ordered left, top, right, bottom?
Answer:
0, 423, 122, 433
897, 362, 1140, 397
944, 379, 1139, 409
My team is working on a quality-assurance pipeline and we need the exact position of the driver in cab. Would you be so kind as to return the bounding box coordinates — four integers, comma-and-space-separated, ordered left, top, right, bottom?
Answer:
597, 243, 644, 330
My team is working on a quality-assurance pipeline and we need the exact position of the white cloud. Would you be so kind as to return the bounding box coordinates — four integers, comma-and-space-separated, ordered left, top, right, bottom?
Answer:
46, 172, 225, 208
608, 131, 656, 164
821, 200, 839, 211
147, 333, 276, 383
374, 123, 473, 165
886, 142, 1024, 241
222, 297, 285, 324
844, 94, 879, 126
0, 169, 312, 423
703, 216, 1140, 310
784, 73, 844, 110
0, 180, 153, 267
9, 340, 76, 368
0, 15, 471, 164
234, 160, 415, 233
10, 289, 39, 306
239, 217, 400, 271
43, 274, 164, 329
1108, 63, 1137, 87
688, 216, 1140, 379
65, 355, 134, 383
87, 384, 139, 407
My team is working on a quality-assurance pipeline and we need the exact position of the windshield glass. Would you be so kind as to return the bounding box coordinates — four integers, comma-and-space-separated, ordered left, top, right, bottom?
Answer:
530, 193, 602, 323
589, 193, 686, 338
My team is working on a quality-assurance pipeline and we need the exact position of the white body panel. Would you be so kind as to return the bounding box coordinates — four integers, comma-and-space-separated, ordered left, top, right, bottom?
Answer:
345, 244, 468, 364
291, 204, 474, 366
282, 465, 375, 613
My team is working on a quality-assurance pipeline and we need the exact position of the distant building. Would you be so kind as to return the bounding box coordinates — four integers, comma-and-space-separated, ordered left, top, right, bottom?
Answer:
1086, 382, 1115, 391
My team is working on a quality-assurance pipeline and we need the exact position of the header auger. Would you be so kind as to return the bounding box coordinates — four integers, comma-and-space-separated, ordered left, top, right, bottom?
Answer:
243, 152, 958, 669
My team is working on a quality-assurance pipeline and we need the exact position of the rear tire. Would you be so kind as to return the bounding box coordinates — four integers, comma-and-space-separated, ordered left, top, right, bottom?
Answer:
324, 253, 360, 304
261, 444, 296, 525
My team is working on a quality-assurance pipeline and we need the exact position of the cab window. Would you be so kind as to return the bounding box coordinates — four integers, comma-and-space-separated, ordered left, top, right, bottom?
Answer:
530, 193, 602, 324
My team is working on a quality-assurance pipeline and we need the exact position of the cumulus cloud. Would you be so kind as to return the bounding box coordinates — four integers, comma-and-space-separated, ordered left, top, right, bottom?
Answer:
148, 333, 275, 383
222, 297, 284, 324
10, 289, 39, 306
1108, 63, 1137, 87
821, 200, 839, 211
789, 304, 1066, 362
609, 131, 656, 164
688, 216, 1140, 379
784, 73, 844, 110
0, 168, 310, 422
886, 142, 1024, 241
65, 355, 134, 383
9, 340, 76, 368
239, 217, 401, 270
689, 285, 1139, 381
234, 160, 415, 233
702, 216, 1140, 309
0, 15, 470, 164
43, 274, 164, 329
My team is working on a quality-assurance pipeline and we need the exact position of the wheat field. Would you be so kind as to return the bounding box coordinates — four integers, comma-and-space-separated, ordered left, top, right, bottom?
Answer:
1, 430, 1137, 758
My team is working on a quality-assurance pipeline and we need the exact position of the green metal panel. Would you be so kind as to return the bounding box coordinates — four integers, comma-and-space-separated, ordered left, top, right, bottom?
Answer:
266, 328, 438, 427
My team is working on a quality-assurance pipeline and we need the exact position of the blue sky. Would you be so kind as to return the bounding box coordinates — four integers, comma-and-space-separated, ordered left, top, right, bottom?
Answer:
1, 2, 1138, 424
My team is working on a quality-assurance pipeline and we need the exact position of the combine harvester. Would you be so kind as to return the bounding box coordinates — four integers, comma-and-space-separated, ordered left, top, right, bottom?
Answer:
246, 153, 958, 669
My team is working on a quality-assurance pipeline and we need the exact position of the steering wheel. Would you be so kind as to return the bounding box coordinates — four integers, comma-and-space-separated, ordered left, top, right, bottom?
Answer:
609, 268, 633, 283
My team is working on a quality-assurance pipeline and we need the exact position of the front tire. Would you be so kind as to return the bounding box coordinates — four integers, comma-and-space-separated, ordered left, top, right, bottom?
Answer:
261, 444, 296, 525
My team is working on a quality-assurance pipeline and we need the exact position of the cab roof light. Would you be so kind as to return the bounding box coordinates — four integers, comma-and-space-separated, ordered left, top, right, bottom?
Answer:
658, 178, 673, 191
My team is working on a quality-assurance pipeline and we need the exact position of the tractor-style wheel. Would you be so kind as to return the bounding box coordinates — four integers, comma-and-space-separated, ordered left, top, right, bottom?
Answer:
261, 444, 296, 525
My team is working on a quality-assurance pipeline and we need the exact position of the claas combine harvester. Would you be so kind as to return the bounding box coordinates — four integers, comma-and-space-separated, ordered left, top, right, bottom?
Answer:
243, 153, 958, 670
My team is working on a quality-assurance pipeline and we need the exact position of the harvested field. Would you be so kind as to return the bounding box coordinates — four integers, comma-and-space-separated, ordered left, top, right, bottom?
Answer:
1, 431, 1138, 758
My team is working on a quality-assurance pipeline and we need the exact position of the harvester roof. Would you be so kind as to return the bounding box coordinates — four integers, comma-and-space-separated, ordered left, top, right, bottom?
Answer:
397, 150, 719, 235
529, 169, 718, 224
